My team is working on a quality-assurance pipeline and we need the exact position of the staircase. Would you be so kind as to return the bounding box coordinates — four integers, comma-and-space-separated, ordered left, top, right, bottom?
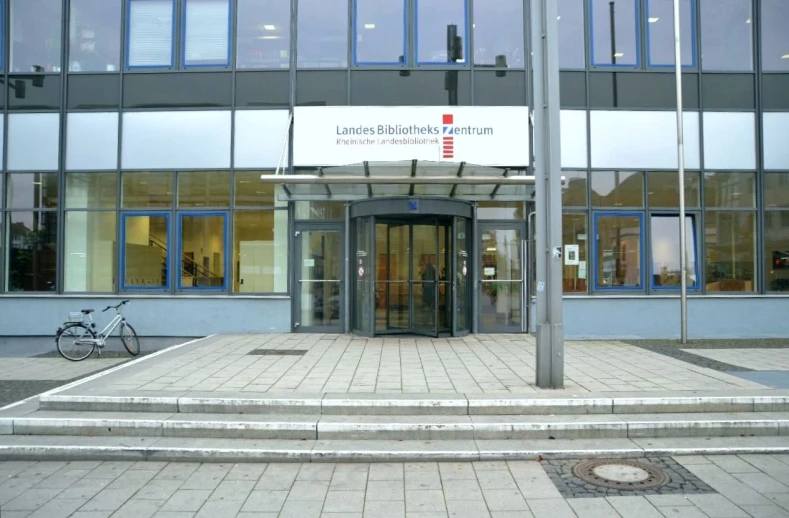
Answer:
148, 236, 224, 288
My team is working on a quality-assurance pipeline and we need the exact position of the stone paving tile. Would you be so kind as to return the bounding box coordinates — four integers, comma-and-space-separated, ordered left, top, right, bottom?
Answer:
686, 349, 789, 371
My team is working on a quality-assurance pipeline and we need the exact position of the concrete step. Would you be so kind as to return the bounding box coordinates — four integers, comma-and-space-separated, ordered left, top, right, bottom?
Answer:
37, 392, 789, 416
3, 410, 789, 441
0, 435, 787, 463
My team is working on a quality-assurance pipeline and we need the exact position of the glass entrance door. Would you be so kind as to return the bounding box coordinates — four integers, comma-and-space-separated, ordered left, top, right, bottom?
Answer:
479, 223, 525, 333
411, 219, 439, 337
295, 224, 343, 333
453, 217, 471, 336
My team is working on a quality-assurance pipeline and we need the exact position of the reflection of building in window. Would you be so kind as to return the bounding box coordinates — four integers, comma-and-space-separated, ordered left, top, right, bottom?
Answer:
10, 0, 63, 72
69, 0, 122, 72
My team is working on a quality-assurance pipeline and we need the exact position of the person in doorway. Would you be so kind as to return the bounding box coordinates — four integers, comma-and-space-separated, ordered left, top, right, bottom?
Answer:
422, 259, 436, 308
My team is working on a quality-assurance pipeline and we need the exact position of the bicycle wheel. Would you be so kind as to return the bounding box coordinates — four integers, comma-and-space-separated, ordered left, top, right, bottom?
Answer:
120, 322, 140, 356
56, 323, 96, 362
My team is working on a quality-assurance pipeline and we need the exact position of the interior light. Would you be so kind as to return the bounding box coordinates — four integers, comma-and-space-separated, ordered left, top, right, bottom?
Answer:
745, 18, 751, 24
33, 181, 42, 185
648, 17, 659, 23
486, 247, 497, 252
557, 15, 561, 20
263, 24, 276, 31
364, 23, 375, 29
258, 36, 282, 40
613, 52, 624, 58
782, 54, 789, 59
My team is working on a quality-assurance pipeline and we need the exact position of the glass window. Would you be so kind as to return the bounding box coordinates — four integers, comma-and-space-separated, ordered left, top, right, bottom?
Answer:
562, 213, 588, 293
417, 0, 467, 64
127, 0, 175, 68
66, 112, 120, 171
122, 213, 169, 289
236, 171, 276, 207
179, 214, 227, 289
591, 171, 644, 207
562, 171, 588, 207
590, 0, 639, 66
294, 201, 346, 220
7, 114, 61, 172
354, 0, 406, 64
298, 0, 348, 67
761, 0, 789, 71
64, 212, 117, 292
350, 70, 471, 105
558, 0, 585, 69
700, 0, 753, 71
594, 213, 643, 288
234, 210, 289, 293
6, 173, 59, 209
183, 0, 231, 67
472, 0, 524, 68
122, 172, 174, 208
647, 171, 700, 208
237, 0, 290, 69
10, 0, 62, 72
650, 215, 698, 288
704, 172, 756, 209
69, 0, 122, 72
7, 211, 57, 292
646, 0, 695, 67
765, 173, 789, 208
477, 202, 525, 220
766, 211, 789, 291
705, 211, 756, 292
66, 173, 118, 209
177, 171, 231, 207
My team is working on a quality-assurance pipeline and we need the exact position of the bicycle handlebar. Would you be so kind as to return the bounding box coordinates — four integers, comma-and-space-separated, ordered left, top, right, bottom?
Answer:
102, 300, 130, 312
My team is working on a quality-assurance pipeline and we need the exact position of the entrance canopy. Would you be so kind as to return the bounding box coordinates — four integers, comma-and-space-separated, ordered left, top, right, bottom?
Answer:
260, 160, 543, 202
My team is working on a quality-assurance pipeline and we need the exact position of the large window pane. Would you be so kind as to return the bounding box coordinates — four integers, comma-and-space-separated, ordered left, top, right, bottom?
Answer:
10, 0, 62, 72
477, 201, 525, 219
766, 211, 789, 291
8, 212, 58, 292
237, 0, 290, 69
354, 0, 406, 64
177, 171, 230, 207
590, 0, 638, 66
234, 210, 288, 293
595, 214, 642, 288
298, 0, 348, 67
591, 171, 644, 207
122, 172, 174, 208
765, 173, 789, 208
558, 0, 585, 69
179, 214, 227, 289
562, 213, 588, 293
122, 214, 168, 289
7, 173, 59, 209
562, 171, 588, 207
700, 0, 753, 71
761, 0, 789, 71
66, 173, 118, 209
647, 0, 695, 67
294, 201, 346, 220
647, 171, 700, 208
235, 171, 276, 207
650, 215, 698, 288
472, 0, 524, 68
184, 0, 231, 66
417, 0, 467, 64
65, 212, 116, 292
69, 0, 122, 72
127, 0, 175, 68
705, 211, 755, 292
704, 172, 756, 209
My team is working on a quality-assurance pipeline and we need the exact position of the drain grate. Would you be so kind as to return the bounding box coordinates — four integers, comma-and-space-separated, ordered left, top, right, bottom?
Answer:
572, 459, 670, 490
248, 349, 308, 356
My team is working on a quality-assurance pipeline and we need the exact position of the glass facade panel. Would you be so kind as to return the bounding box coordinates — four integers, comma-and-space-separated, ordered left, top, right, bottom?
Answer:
7, 212, 58, 292
764, 113, 789, 170
647, 171, 701, 208
8, 75, 61, 110
705, 211, 756, 292
183, 0, 231, 66
562, 171, 588, 207
766, 211, 789, 292
66, 173, 118, 209
704, 172, 756, 209
177, 171, 231, 207
646, 0, 695, 67
480, 228, 522, 328
69, 0, 122, 72
7, 114, 61, 172
590, 0, 639, 66
562, 214, 588, 293
122, 172, 174, 208
127, 0, 174, 68
761, 0, 789, 71
354, 0, 406, 64
472, 0, 524, 68
66, 112, 120, 171
595, 214, 642, 288
236, 171, 276, 207
179, 214, 226, 289
700, 0, 753, 71
702, 112, 756, 170
477, 202, 525, 220
591, 171, 644, 208
64, 212, 116, 292
237, 0, 290, 69
10, 0, 62, 72
558, 0, 586, 69
473, 71, 527, 106
650, 215, 698, 288
7, 173, 59, 209
295, 201, 346, 220
350, 70, 471, 105
234, 210, 288, 293
298, 0, 348, 67
122, 214, 168, 288
765, 173, 789, 208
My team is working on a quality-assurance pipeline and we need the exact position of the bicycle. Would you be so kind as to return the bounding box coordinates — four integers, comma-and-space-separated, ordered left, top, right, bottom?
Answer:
55, 300, 140, 361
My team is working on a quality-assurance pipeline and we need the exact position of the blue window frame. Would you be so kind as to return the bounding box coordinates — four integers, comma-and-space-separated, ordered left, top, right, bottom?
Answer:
593, 212, 645, 290
353, 0, 408, 65
177, 212, 228, 290
126, 0, 176, 69
589, 0, 640, 67
120, 212, 171, 291
415, 0, 468, 65
646, 0, 697, 68
182, 0, 232, 67
650, 214, 700, 290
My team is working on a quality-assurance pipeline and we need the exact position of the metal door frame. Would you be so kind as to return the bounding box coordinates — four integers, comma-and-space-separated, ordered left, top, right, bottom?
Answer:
452, 216, 472, 337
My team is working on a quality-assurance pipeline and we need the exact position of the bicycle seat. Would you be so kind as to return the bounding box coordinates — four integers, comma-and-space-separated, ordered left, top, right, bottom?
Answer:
81, 309, 95, 315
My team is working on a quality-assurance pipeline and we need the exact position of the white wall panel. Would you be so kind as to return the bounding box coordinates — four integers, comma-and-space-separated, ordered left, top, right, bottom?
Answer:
121, 111, 231, 169
703, 112, 756, 170
560, 110, 588, 168
590, 111, 700, 169
234, 110, 291, 168
66, 113, 119, 170
7, 114, 60, 171
764, 112, 789, 170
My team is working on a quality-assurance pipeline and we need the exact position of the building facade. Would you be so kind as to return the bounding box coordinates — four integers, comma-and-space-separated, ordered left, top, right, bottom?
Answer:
0, 0, 788, 338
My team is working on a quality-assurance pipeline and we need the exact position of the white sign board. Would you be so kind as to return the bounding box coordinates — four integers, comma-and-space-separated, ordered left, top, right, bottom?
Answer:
293, 106, 530, 167
564, 244, 580, 266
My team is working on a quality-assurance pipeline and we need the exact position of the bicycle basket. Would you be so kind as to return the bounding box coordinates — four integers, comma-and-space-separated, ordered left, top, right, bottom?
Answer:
66, 312, 84, 323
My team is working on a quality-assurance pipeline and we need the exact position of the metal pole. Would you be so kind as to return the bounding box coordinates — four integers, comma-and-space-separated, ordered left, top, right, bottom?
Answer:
673, 0, 688, 344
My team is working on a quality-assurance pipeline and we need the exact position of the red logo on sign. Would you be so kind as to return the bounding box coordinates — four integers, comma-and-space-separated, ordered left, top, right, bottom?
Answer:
442, 114, 454, 159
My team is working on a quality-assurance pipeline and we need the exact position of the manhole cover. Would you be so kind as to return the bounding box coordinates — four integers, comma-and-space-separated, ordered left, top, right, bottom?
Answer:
572, 459, 670, 490
248, 349, 308, 356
